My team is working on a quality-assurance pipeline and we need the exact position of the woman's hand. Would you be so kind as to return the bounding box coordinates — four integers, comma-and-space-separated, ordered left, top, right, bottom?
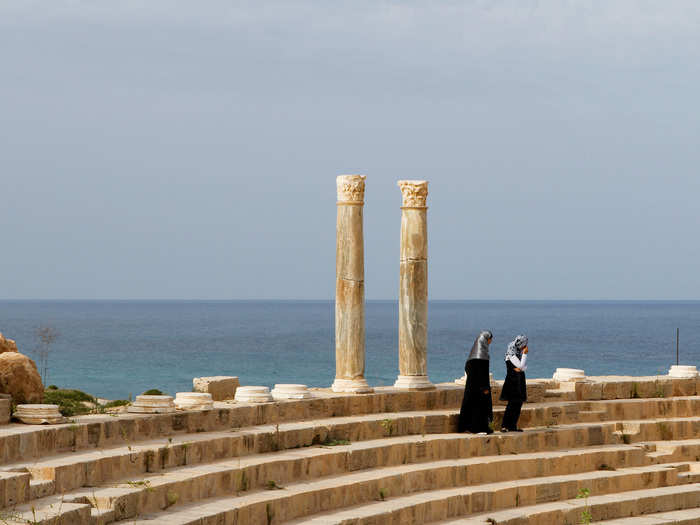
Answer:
483, 389, 490, 395
514, 367, 522, 372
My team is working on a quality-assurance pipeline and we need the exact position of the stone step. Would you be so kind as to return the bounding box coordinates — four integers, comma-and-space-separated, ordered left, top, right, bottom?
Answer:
64, 441, 643, 521
2, 408, 611, 497
8, 496, 91, 525
1, 395, 697, 469
30, 478, 55, 499
0, 470, 30, 507
11, 413, 700, 504
129, 463, 682, 525
643, 439, 700, 464
440, 483, 700, 524
678, 462, 700, 484
597, 507, 700, 524
115, 443, 652, 521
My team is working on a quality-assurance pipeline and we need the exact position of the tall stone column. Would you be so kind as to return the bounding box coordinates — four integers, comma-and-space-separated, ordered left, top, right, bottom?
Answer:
332, 175, 373, 393
394, 180, 434, 390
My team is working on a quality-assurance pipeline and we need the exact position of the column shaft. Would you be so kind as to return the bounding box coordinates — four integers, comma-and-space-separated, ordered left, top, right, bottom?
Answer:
395, 180, 434, 390
332, 175, 372, 393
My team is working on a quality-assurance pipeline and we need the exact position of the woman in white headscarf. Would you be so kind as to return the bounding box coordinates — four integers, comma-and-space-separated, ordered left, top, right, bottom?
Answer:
500, 335, 529, 432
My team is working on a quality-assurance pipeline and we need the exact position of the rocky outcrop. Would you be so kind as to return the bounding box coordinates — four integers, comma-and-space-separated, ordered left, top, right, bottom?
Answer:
0, 333, 18, 354
0, 352, 44, 403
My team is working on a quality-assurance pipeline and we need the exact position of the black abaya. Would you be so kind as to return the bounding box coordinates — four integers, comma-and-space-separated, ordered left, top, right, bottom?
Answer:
500, 359, 527, 430
458, 358, 493, 433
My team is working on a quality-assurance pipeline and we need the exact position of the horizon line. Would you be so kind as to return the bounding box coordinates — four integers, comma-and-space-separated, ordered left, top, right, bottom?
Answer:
1, 298, 699, 303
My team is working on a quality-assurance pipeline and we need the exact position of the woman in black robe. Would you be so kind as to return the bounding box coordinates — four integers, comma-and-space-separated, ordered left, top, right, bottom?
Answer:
458, 330, 494, 434
500, 335, 529, 432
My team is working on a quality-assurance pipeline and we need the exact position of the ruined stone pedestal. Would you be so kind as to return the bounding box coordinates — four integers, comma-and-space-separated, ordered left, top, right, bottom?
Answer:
668, 365, 699, 378
394, 180, 434, 390
14, 404, 64, 424
128, 395, 176, 414
175, 392, 214, 410
553, 368, 586, 382
271, 384, 312, 400
234, 386, 274, 403
332, 175, 373, 394
193, 376, 239, 401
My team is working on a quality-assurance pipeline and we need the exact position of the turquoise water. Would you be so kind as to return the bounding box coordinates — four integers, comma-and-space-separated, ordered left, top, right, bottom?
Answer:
0, 300, 697, 400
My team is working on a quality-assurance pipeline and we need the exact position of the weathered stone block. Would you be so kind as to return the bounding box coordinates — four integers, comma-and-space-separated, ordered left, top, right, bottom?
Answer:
193, 376, 240, 401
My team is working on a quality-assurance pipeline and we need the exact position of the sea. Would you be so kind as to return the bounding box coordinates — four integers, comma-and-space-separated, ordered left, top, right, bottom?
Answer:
0, 300, 698, 400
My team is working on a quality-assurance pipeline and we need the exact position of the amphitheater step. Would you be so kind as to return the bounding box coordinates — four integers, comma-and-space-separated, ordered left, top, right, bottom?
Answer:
4, 417, 624, 500
8, 496, 91, 525
127, 463, 680, 524
440, 483, 700, 525
69, 442, 645, 521
598, 507, 700, 524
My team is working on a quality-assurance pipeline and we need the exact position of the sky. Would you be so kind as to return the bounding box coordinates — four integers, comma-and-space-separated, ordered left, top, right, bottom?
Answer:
1, 1, 699, 300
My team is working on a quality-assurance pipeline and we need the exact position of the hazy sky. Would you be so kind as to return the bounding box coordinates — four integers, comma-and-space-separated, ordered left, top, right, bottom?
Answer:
2, 1, 699, 300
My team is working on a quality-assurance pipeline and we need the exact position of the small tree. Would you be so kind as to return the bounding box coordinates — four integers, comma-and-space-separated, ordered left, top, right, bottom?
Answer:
35, 326, 59, 386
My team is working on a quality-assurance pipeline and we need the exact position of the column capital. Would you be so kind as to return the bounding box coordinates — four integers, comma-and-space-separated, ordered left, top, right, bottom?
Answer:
397, 180, 428, 207
337, 175, 366, 204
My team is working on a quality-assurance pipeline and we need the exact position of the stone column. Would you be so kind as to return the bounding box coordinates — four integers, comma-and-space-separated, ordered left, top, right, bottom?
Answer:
394, 180, 434, 390
332, 175, 373, 393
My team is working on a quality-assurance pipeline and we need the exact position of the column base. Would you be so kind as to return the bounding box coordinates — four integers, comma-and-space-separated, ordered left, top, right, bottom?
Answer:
331, 378, 374, 394
394, 375, 435, 390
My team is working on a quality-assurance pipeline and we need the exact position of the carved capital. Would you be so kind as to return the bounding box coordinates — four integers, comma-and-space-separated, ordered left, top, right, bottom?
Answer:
397, 180, 428, 207
336, 175, 366, 203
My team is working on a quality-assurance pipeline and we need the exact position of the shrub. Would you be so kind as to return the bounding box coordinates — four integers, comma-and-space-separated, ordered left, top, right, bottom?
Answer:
142, 389, 164, 396
43, 389, 96, 416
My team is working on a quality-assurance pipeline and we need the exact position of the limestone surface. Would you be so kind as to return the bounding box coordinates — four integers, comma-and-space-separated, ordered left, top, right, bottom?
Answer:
0, 333, 18, 354
127, 395, 176, 414
669, 365, 699, 378
192, 376, 239, 401
271, 384, 312, 400
174, 392, 214, 410
553, 367, 586, 382
0, 351, 44, 403
13, 404, 64, 424
234, 385, 274, 403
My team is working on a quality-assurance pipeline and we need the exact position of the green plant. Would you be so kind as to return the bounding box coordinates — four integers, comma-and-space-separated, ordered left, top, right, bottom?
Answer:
320, 438, 351, 447
378, 488, 387, 501
102, 399, 130, 409
266, 480, 284, 490
142, 389, 164, 396
621, 433, 632, 444
597, 463, 616, 471
654, 383, 666, 398
381, 419, 395, 436
165, 491, 179, 508
658, 422, 673, 440
126, 480, 154, 492
486, 519, 497, 524
266, 503, 274, 525
577, 487, 592, 524
631, 383, 640, 399
43, 388, 96, 417
238, 470, 248, 492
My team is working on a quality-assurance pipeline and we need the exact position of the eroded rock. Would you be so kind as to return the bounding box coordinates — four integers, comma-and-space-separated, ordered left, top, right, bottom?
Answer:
0, 352, 44, 403
0, 333, 18, 354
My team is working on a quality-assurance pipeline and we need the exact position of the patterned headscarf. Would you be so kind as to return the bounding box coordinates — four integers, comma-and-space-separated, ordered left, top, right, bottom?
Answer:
505, 335, 528, 361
